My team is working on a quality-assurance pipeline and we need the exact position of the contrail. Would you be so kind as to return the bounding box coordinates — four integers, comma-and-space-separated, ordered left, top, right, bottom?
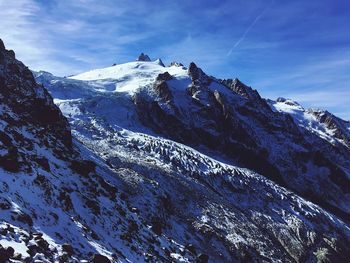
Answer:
227, 1, 274, 57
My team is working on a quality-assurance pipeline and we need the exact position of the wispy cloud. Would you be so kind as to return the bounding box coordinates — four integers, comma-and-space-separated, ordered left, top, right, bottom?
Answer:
253, 51, 350, 119
227, 0, 274, 56
0, 0, 87, 74
0, 0, 172, 75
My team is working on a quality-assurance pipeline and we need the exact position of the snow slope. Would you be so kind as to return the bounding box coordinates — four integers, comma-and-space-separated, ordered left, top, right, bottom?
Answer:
69, 61, 188, 95
269, 98, 350, 147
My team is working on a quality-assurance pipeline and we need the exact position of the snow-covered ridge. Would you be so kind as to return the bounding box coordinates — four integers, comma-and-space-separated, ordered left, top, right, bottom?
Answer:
69, 61, 188, 94
269, 98, 350, 147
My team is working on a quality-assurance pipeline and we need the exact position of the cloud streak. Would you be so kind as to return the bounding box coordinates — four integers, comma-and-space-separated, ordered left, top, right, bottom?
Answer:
227, 0, 274, 56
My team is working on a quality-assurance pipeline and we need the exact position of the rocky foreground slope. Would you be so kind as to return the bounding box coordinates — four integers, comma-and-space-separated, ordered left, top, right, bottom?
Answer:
1, 40, 350, 262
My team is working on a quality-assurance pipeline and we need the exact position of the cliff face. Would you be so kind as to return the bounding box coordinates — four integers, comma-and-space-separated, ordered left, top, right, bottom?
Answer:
0, 39, 176, 262
0, 39, 72, 174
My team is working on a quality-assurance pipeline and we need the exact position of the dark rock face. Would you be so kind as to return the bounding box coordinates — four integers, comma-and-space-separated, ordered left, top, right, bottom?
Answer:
137, 52, 151, 62
91, 254, 111, 263
155, 58, 165, 67
196, 253, 209, 263
310, 109, 350, 146
0, 245, 14, 262
0, 39, 72, 172
170, 61, 184, 67
221, 78, 258, 100
156, 71, 172, 82
0, 39, 125, 262
0, 39, 5, 50
62, 243, 74, 256
133, 63, 350, 223
188, 62, 209, 85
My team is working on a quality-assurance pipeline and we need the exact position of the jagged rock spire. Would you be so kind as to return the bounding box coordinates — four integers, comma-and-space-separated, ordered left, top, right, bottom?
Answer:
188, 62, 206, 80
137, 53, 151, 62
0, 39, 5, 51
155, 58, 165, 67
0, 38, 15, 61
170, 61, 184, 67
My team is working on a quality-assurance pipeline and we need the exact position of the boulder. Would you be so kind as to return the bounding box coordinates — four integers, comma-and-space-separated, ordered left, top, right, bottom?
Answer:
91, 254, 111, 263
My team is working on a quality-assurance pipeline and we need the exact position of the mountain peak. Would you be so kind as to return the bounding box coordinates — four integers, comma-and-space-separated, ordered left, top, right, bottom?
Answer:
276, 97, 302, 107
137, 52, 151, 61
155, 58, 165, 67
0, 38, 15, 60
188, 62, 206, 80
170, 61, 184, 67
0, 38, 5, 51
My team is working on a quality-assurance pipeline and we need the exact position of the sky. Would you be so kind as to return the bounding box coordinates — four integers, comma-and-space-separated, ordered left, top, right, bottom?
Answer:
0, 0, 349, 119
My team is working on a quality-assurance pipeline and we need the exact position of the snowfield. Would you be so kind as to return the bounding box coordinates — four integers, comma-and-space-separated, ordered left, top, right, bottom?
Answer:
270, 98, 350, 147
69, 61, 188, 95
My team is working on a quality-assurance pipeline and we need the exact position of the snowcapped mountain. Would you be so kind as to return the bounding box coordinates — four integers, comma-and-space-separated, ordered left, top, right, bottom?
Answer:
1, 41, 350, 262
35, 56, 350, 223
269, 97, 350, 147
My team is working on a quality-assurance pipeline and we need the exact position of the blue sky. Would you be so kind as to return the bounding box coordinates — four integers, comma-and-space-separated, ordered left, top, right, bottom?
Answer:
1, 0, 349, 119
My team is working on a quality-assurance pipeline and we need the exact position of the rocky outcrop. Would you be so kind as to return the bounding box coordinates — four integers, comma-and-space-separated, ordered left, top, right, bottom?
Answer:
309, 109, 350, 146
221, 78, 259, 100
188, 62, 210, 85
0, 39, 72, 173
220, 78, 272, 111
155, 58, 165, 67
137, 52, 151, 62
170, 61, 184, 67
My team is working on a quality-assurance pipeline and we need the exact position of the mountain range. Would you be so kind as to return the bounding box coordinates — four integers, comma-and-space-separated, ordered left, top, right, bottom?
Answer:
1, 38, 349, 262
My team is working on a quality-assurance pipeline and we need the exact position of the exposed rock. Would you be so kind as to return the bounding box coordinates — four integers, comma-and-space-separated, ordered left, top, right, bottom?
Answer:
91, 254, 111, 263
0, 245, 14, 262
62, 243, 74, 256
70, 160, 96, 177
188, 62, 205, 81
309, 109, 350, 146
27, 244, 39, 256
11, 252, 22, 260
33, 156, 50, 171
0, 39, 5, 51
0, 39, 73, 176
170, 61, 184, 67
276, 97, 302, 107
151, 218, 163, 235
154, 81, 173, 102
137, 52, 151, 62
156, 71, 172, 82
155, 58, 165, 67
196, 253, 209, 263
220, 78, 262, 102
0, 197, 11, 210
11, 211, 33, 226
185, 243, 196, 254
